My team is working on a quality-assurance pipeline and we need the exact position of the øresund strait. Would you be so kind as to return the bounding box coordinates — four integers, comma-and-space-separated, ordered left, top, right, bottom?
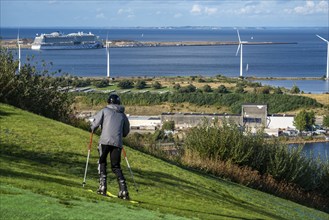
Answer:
2, 27, 329, 94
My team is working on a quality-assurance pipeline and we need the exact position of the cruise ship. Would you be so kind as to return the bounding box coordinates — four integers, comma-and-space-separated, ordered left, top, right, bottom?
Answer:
31, 31, 102, 50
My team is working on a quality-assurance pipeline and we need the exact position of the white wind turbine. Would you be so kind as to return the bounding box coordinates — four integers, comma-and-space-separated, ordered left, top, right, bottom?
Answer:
316, 35, 329, 80
17, 31, 23, 73
235, 29, 249, 77
106, 33, 112, 78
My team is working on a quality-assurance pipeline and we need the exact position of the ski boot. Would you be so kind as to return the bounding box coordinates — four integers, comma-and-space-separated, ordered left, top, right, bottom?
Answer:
97, 163, 107, 196
118, 179, 130, 200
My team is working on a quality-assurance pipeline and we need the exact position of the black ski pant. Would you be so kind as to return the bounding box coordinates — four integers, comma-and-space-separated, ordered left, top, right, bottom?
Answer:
98, 144, 125, 181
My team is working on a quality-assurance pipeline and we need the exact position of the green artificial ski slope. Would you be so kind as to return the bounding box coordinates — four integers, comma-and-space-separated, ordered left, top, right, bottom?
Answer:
0, 103, 327, 220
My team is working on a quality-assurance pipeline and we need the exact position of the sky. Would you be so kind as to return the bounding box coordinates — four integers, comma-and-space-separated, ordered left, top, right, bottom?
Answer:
1, 0, 328, 27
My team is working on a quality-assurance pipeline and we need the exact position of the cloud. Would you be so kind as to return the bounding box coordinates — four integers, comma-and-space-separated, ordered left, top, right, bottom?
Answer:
117, 8, 135, 18
235, 2, 271, 15
96, 13, 106, 19
190, 4, 218, 16
191, 4, 202, 15
285, 0, 329, 15
205, 7, 218, 15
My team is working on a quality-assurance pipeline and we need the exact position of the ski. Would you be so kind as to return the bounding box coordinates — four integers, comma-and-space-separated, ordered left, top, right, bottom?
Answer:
87, 189, 139, 204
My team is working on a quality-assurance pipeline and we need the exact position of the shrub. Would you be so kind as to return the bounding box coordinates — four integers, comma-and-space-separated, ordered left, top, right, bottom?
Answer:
0, 47, 72, 122
135, 80, 147, 89
235, 86, 245, 94
173, 83, 181, 90
152, 81, 162, 89
202, 84, 212, 93
216, 85, 229, 93
93, 79, 109, 88
323, 115, 329, 128
184, 119, 329, 196
118, 80, 134, 89
162, 120, 175, 131
273, 87, 283, 94
290, 85, 300, 94
179, 84, 196, 93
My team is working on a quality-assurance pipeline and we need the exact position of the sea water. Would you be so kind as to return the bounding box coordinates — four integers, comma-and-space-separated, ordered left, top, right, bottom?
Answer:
291, 142, 329, 162
2, 27, 329, 93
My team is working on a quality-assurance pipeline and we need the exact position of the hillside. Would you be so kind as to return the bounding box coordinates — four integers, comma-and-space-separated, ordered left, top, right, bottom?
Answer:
0, 103, 328, 220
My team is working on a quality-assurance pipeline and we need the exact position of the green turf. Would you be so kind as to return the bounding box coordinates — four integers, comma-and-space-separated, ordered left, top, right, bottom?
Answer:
0, 103, 328, 220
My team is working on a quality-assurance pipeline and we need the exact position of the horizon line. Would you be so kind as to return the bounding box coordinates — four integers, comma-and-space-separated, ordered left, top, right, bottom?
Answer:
2, 26, 329, 29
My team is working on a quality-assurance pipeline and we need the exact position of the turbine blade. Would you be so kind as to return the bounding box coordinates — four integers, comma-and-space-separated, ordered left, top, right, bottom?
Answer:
316, 35, 329, 43
235, 44, 241, 56
237, 29, 241, 43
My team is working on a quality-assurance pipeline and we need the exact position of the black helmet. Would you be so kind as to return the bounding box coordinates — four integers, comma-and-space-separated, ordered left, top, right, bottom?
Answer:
108, 94, 121, 105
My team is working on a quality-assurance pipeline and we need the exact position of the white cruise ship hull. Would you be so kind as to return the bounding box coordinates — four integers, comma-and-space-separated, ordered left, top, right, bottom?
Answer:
31, 43, 102, 50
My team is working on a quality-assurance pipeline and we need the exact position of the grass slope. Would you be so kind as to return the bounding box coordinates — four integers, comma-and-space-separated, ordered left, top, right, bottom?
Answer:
0, 103, 328, 220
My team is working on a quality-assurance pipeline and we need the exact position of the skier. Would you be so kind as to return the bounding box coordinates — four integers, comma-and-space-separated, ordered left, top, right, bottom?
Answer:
90, 94, 130, 199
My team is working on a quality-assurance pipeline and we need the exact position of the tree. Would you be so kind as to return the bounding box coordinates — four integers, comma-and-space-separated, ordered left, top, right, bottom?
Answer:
135, 80, 146, 89
186, 84, 196, 92
290, 85, 300, 94
216, 85, 229, 93
235, 85, 245, 94
173, 83, 181, 90
273, 87, 283, 94
293, 110, 315, 133
162, 120, 175, 131
323, 115, 329, 128
179, 84, 196, 93
152, 81, 162, 89
0, 47, 72, 121
118, 80, 134, 89
258, 86, 270, 94
93, 79, 109, 88
202, 84, 212, 93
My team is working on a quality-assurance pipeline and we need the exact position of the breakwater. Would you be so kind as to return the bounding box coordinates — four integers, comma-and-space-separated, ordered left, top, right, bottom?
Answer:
1, 39, 297, 49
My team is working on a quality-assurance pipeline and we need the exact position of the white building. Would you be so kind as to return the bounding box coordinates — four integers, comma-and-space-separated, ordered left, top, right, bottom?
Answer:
267, 114, 295, 130
128, 115, 161, 130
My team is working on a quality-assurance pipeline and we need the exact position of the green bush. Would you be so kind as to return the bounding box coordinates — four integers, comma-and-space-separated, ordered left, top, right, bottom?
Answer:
291, 85, 300, 94
0, 47, 72, 122
118, 80, 134, 89
202, 84, 212, 93
93, 79, 109, 88
162, 120, 175, 131
183, 119, 329, 195
135, 80, 147, 89
216, 85, 229, 93
152, 81, 162, 89
173, 83, 181, 90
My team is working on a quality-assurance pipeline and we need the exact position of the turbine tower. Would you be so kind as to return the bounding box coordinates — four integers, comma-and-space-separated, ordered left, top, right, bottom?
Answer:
17, 31, 22, 73
106, 34, 112, 78
235, 30, 248, 77
316, 35, 329, 80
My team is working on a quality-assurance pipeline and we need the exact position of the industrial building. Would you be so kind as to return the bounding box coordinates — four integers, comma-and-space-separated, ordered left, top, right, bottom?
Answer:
159, 104, 296, 136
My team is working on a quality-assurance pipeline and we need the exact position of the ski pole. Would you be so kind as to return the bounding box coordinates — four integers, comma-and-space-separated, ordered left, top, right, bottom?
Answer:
82, 132, 93, 187
122, 147, 139, 192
